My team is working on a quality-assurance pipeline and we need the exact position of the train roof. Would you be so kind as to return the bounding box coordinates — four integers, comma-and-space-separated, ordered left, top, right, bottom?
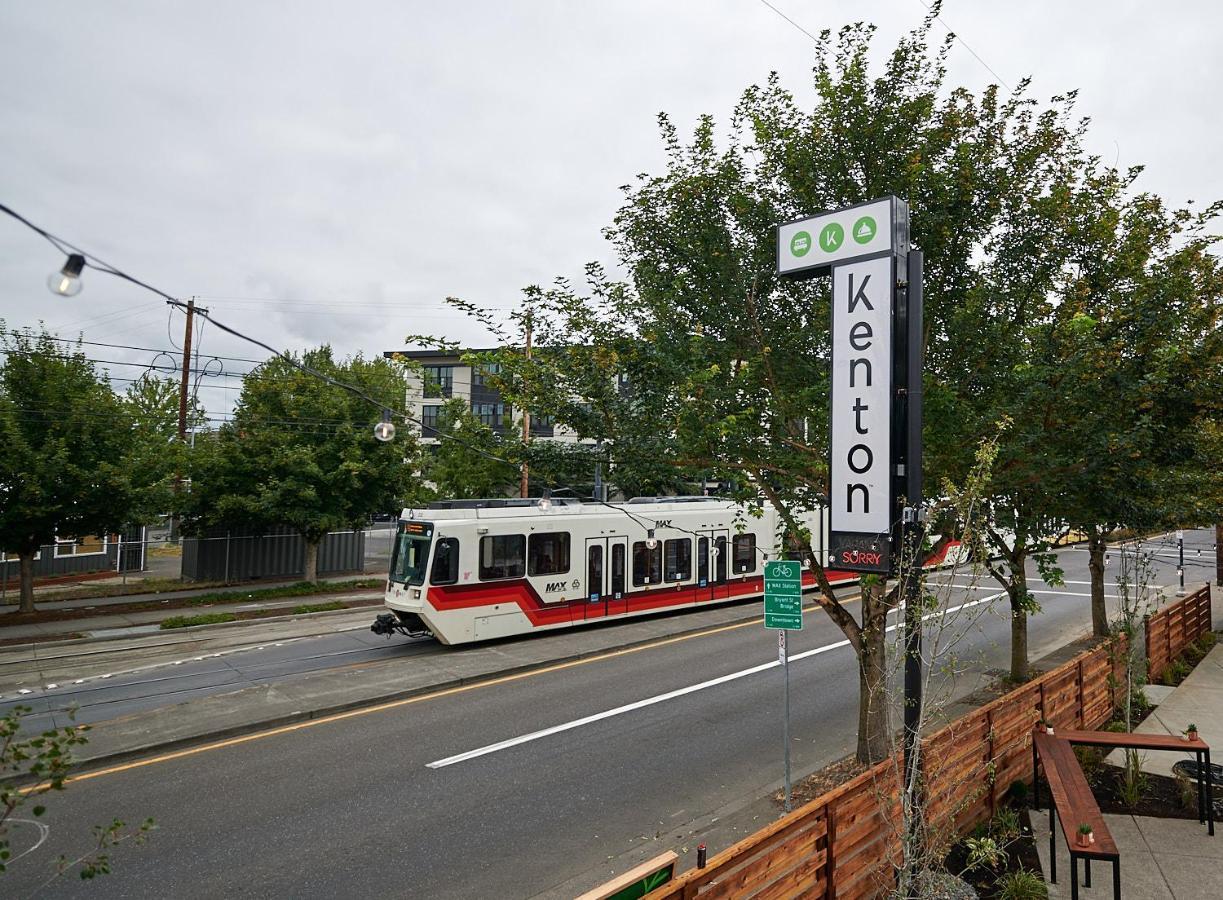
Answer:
399, 496, 743, 523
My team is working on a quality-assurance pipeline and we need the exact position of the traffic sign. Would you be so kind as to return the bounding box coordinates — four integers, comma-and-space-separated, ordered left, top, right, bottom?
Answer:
764, 560, 803, 630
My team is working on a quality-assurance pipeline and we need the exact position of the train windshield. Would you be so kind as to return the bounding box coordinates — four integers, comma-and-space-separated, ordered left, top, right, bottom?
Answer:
390, 523, 433, 586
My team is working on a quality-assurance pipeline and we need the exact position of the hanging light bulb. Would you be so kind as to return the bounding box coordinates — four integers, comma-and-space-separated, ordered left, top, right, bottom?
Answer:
47, 253, 85, 297
373, 409, 396, 442
645, 528, 658, 550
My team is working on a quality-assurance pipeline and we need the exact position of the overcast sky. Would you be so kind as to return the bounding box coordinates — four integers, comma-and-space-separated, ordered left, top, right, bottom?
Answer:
1, 1, 1219, 421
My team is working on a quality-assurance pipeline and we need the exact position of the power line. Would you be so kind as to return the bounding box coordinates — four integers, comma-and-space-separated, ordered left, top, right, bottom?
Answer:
914, 1, 1012, 92
756, 0, 822, 45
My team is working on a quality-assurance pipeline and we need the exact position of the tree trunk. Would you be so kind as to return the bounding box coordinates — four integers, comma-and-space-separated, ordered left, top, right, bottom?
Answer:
1008, 562, 1029, 682
856, 578, 891, 764
1087, 528, 1109, 637
1216, 523, 1222, 586
18, 552, 36, 614
304, 540, 320, 583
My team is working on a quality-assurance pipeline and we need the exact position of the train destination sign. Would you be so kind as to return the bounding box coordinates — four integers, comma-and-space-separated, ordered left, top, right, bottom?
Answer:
763, 560, 803, 630
775, 196, 908, 277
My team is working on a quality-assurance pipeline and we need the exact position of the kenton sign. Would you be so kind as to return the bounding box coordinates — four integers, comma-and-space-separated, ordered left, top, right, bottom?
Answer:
776, 196, 912, 574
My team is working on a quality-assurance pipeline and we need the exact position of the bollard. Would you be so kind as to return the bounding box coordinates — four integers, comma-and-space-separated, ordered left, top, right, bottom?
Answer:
696, 844, 707, 869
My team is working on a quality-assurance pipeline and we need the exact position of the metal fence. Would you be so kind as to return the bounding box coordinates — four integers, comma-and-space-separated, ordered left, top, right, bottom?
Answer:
0, 527, 147, 582
181, 527, 371, 583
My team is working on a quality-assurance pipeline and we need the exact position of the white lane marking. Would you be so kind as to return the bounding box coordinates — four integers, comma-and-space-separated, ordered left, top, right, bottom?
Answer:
427, 593, 1003, 769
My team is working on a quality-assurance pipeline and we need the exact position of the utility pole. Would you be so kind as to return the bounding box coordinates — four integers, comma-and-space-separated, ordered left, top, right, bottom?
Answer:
170, 298, 196, 543
177, 298, 196, 443
519, 311, 532, 498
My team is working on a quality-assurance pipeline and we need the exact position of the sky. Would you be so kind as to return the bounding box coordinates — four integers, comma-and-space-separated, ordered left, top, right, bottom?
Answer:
1, 0, 1219, 423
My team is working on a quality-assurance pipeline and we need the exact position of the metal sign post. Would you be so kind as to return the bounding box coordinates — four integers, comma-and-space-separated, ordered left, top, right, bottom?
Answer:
765, 559, 803, 812
777, 196, 924, 883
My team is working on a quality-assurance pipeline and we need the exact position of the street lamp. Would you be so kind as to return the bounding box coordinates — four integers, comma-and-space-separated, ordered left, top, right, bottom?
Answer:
373, 410, 396, 442
47, 253, 85, 296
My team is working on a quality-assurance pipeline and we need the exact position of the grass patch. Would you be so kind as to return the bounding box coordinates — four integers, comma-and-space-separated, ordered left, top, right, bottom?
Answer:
291, 600, 346, 615
182, 579, 382, 608
161, 612, 238, 630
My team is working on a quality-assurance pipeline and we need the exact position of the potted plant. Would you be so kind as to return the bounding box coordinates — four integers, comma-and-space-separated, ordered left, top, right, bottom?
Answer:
1185, 723, 1199, 742
1077, 823, 1093, 848
1037, 717, 1054, 735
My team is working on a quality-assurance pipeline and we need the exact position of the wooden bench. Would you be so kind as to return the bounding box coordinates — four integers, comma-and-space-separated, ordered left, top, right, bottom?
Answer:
1058, 727, 1215, 836
1032, 731, 1120, 900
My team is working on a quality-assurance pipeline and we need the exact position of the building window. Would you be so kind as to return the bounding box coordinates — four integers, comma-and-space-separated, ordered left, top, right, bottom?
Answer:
54, 535, 109, 558
421, 405, 441, 430
472, 363, 501, 387
430, 537, 459, 585
479, 534, 525, 580
632, 541, 663, 586
422, 365, 453, 398
664, 539, 692, 582
528, 532, 570, 576
732, 533, 756, 574
473, 402, 507, 428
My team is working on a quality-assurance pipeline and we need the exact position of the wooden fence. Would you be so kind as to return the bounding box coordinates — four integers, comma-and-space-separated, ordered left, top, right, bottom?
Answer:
1146, 584, 1212, 681
644, 637, 1140, 898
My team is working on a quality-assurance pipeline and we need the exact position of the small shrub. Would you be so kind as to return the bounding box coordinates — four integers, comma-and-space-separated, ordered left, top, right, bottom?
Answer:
1005, 779, 1029, 806
160, 612, 238, 630
964, 836, 1006, 871
990, 806, 1022, 842
1160, 658, 1191, 686
1175, 773, 1198, 812
996, 869, 1048, 899
1073, 745, 1105, 784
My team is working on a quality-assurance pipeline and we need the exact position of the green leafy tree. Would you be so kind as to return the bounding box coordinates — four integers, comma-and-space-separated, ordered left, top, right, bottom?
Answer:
435, 12, 1088, 759
0, 328, 139, 612
123, 373, 206, 523
423, 398, 519, 499
182, 348, 422, 581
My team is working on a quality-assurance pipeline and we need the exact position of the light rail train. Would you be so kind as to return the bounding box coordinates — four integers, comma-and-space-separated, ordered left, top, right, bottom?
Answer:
372, 496, 878, 645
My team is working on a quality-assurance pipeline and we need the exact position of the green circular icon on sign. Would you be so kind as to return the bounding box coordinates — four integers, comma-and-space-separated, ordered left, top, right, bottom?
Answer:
790, 230, 812, 257
852, 215, 877, 245
819, 222, 844, 253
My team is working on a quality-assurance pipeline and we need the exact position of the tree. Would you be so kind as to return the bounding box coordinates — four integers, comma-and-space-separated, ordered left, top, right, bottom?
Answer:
439, 12, 1090, 760
423, 398, 518, 499
123, 372, 206, 523
0, 328, 138, 612
182, 348, 421, 581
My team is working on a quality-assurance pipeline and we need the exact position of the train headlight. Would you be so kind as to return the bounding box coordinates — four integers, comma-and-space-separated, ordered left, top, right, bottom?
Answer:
412, 588, 421, 599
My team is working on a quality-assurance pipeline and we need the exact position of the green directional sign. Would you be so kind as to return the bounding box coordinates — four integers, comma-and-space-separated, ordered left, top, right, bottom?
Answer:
764, 559, 803, 630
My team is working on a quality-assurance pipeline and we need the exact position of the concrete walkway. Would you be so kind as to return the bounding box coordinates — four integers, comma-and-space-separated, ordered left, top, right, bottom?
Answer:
1106, 643, 1223, 780
1033, 810, 1222, 898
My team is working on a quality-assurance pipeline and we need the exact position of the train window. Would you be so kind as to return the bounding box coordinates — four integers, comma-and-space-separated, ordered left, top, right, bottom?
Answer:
390, 527, 431, 586
528, 531, 570, 576
664, 539, 692, 582
631, 541, 662, 586
697, 537, 709, 583
430, 537, 459, 585
611, 544, 625, 596
732, 533, 756, 574
479, 534, 526, 580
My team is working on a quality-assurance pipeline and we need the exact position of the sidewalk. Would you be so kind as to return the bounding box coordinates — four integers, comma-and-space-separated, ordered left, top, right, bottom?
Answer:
1033, 810, 1222, 898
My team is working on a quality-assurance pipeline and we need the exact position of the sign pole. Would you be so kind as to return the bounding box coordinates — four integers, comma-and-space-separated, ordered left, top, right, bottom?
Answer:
901, 250, 925, 885
781, 629, 791, 812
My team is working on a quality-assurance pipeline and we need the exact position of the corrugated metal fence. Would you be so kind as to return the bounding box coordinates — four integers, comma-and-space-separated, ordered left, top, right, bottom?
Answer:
181, 526, 366, 583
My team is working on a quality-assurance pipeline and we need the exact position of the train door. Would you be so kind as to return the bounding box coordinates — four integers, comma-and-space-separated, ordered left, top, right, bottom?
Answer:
698, 529, 731, 601
584, 537, 628, 619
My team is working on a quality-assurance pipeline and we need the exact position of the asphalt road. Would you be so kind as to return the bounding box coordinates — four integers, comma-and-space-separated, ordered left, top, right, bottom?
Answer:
1, 530, 1215, 898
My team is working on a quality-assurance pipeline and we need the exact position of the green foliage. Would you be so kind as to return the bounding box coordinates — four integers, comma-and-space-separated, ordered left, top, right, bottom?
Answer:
996, 869, 1048, 900
182, 347, 422, 577
0, 328, 142, 611
1004, 780, 1029, 806
964, 835, 1005, 871
1160, 657, 1191, 686
423, 398, 519, 499
990, 806, 1022, 842
160, 612, 238, 629
1176, 773, 1198, 812
1073, 745, 1105, 784
1119, 748, 1147, 808
1, 705, 152, 881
